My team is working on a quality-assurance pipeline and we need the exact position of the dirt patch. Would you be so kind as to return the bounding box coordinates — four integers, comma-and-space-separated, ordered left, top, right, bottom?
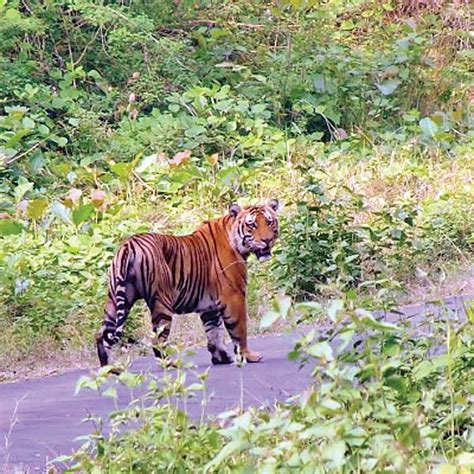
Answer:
399, 263, 474, 305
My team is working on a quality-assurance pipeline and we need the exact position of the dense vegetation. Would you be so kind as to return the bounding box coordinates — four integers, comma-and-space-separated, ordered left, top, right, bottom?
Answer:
0, 0, 472, 470
67, 295, 474, 472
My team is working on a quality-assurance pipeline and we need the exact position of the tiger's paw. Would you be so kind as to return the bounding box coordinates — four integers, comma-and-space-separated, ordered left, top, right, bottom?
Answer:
211, 350, 234, 365
243, 350, 263, 363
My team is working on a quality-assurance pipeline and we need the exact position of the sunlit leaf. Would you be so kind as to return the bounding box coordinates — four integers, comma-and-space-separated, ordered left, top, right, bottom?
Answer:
102, 386, 117, 399
327, 299, 344, 322
306, 341, 333, 361
321, 441, 346, 468
376, 79, 401, 96
170, 150, 191, 168
51, 201, 72, 224
0, 219, 24, 236
91, 190, 105, 208
27, 198, 48, 220
72, 204, 95, 226
275, 293, 292, 318
419, 117, 438, 137
14, 179, 34, 202
206, 153, 219, 166
260, 310, 280, 329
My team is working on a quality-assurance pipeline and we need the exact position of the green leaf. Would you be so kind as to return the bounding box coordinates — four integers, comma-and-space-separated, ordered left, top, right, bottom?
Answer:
322, 441, 346, 468
187, 383, 205, 392
102, 386, 118, 399
0, 219, 24, 236
111, 162, 132, 179
14, 179, 34, 202
419, 117, 438, 137
5, 8, 21, 20
87, 69, 101, 80
327, 299, 344, 322
72, 204, 95, 226
51, 201, 72, 224
169, 103, 180, 113
306, 341, 333, 361
37, 124, 50, 135
321, 398, 342, 411
384, 375, 407, 395
260, 310, 280, 329
51, 97, 65, 109
340, 19, 354, 30
51, 454, 72, 464
74, 375, 97, 395
276, 294, 292, 318
51, 136, 68, 147
118, 372, 142, 388
376, 80, 401, 96
355, 308, 399, 331
295, 301, 322, 312
67, 118, 80, 127
204, 440, 244, 472
184, 126, 206, 138
22, 117, 35, 129
413, 360, 436, 380
27, 198, 48, 220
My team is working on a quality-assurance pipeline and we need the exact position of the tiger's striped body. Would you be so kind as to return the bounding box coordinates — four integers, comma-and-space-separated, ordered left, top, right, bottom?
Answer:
96, 200, 279, 367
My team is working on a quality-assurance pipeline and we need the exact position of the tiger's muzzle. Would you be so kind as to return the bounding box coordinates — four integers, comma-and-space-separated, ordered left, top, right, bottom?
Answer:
253, 239, 273, 262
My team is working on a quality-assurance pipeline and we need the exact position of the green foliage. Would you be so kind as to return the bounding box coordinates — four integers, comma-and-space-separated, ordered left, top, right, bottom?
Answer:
0, 0, 472, 386
63, 295, 474, 472
273, 176, 363, 296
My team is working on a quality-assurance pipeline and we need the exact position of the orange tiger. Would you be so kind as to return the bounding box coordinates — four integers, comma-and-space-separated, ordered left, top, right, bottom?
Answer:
96, 200, 280, 367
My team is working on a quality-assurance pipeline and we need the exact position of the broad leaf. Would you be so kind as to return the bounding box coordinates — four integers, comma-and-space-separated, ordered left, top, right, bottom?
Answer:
72, 204, 95, 226
0, 219, 24, 236
419, 117, 438, 137
376, 79, 401, 96
27, 198, 48, 220
260, 310, 280, 329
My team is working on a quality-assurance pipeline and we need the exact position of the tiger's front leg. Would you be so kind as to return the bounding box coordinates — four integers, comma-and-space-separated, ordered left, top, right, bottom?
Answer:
200, 309, 233, 365
223, 293, 263, 363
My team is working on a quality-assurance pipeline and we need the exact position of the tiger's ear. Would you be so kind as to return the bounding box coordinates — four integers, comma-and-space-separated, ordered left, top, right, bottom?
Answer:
229, 203, 242, 217
268, 198, 280, 212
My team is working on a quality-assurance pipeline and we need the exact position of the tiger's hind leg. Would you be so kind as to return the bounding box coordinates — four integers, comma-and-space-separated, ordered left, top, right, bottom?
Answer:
96, 288, 135, 367
200, 309, 233, 365
146, 297, 175, 361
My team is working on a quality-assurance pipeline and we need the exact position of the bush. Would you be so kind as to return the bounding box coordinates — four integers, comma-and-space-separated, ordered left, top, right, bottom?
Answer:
273, 175, 363, 297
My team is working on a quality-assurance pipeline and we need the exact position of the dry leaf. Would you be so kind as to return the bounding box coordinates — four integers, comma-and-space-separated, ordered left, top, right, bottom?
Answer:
64, 188, 82, 208
206, 153, 219, 166
17, 200, 29, 213
170, 150, 191, 168
91, 189, 106, 208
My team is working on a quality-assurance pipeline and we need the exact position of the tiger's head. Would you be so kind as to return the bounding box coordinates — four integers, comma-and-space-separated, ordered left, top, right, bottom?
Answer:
229, 199, 280, 262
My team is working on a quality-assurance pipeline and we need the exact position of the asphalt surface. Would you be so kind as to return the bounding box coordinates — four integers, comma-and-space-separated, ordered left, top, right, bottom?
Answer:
0, 294, 471, 472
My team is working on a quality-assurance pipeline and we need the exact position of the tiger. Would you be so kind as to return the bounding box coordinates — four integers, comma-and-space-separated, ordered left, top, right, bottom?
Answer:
96, 199, 280, 368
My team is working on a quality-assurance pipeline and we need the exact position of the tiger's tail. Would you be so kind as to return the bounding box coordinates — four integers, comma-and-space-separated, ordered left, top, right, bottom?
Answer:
97, 243, 133, 367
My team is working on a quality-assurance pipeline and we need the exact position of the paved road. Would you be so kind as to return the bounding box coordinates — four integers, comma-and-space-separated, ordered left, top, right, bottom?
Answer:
0, 294, 471, 472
